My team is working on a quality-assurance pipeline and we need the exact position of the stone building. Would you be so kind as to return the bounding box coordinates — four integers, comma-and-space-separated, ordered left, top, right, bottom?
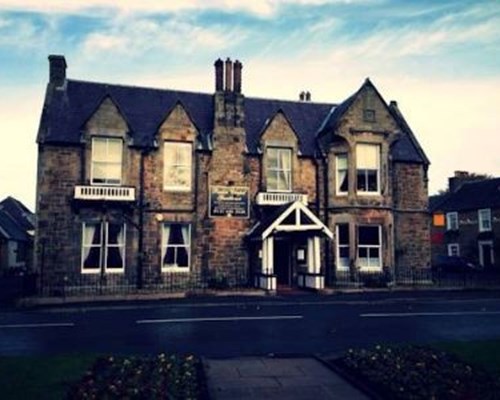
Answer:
35, 55, 430, 295
430, 172, 500, 269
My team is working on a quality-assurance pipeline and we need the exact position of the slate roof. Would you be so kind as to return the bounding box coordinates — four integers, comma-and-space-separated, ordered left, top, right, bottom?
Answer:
0, 209, 29, 242
0, 197, 35, 232
38, 78, 427, 163
432, 178, 500, 212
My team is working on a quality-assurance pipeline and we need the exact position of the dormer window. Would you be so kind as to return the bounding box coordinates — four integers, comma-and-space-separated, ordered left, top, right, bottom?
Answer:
266, 147, 292, 192
356, 143, 380, 194
164, 141, 192, 192
91, 137, 123, 185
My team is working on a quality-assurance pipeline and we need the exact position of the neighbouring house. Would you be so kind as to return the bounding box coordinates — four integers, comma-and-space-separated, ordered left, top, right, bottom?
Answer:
430, 172, 500, 269
0, 196, 35, 273
35, 55, 430, 295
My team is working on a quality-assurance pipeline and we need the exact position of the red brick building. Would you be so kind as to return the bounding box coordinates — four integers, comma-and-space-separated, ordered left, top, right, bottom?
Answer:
35, 55, 430, 295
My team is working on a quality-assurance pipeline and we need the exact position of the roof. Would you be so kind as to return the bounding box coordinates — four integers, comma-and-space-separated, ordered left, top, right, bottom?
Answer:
0, 209, 30, 242
38, 77, 427, 162
432, 178, 500, 212
0, 197, 35, 232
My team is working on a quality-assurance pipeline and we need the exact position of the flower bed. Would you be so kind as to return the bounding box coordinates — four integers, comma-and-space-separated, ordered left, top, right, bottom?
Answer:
66, 353, 208, 399
329, 345, 500, 400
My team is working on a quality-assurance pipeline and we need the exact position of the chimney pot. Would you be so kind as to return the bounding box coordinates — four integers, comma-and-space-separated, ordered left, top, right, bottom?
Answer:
299, 91, 305, 101
305, 91, 311, 101
48, 54, 67, 87
225, 58, 233, 92
390, 100, 398, 108
214, 58, 223, 91
233, 60, 242, 93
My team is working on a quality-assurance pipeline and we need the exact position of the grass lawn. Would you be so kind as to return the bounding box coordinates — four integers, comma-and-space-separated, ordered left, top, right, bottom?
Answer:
433, 338, 500, 376
0, 354, 97, 400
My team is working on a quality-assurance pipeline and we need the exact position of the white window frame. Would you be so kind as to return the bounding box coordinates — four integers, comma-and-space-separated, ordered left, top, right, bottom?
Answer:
357, 225, 382, 271
81, 221, 126, 274
335, 154, 348, 196
478, 209, 491, 232
161, 223, 191, 272
91, 137, 123, 186
163, 141, 192, 192
446, 212, 459, 231
266, 147, 292, 192
478, 240, 494, 267
356, 143, 380, 195
447, 243, 460, 257
336, 224, 350, 271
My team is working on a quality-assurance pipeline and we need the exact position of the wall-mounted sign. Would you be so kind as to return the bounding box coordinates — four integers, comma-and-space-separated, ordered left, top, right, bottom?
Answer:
209, 185, 249, 218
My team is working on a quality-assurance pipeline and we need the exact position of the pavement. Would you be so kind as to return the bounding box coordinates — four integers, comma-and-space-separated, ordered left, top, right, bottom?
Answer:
204, 356, 369, 400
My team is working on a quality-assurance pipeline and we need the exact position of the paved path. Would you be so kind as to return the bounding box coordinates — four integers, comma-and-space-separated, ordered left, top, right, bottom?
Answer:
204, 357, 368, 399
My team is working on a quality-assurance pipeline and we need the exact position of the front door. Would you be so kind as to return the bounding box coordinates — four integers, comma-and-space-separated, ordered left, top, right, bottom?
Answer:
479, 241, 494, 268
274, 239, 291, 286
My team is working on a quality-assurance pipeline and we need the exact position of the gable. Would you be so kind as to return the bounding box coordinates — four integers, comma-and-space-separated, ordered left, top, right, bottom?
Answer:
84, 97, 129, 137
260, 111, 299, 146
157, 102, 198, 142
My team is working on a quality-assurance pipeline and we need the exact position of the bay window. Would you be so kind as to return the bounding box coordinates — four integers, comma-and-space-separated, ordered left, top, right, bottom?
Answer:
164, 142, 192, 191
335, 154, 348, 195
91, 137, 123, 185
336, 224, 350, 270
358, 225, 381, 270
162, 223, 191, 271
266, 147, 292, 192
81, 222, 126, 273
356, 143, 379, 194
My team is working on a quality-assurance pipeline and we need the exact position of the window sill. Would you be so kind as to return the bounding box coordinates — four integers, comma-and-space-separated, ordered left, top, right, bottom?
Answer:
163, 187, 192, 193
162, 267, 190, 273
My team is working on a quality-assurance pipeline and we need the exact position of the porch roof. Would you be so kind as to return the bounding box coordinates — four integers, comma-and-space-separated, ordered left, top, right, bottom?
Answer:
247, 201, 333, 240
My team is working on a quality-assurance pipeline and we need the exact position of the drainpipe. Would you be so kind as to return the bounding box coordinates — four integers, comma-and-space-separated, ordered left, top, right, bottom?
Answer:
322, 154, 331, 285
137, 149, 146, 289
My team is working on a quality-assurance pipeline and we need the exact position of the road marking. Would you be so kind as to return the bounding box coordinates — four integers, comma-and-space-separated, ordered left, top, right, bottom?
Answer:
136, 315, 303, 324
360, 311, 500, 318
0, 322, 75, 329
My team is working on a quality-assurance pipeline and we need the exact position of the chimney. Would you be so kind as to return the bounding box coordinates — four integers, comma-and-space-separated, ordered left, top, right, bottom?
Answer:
48, 55, 67, 88
299, 91, 305, 101
225, 58, 233, 92
305, 91, 311, 102
233, 60, 242, 93
214, 58, 223, 91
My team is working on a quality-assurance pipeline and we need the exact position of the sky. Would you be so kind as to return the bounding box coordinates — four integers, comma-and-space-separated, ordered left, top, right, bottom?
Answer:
0, 0, 499, 210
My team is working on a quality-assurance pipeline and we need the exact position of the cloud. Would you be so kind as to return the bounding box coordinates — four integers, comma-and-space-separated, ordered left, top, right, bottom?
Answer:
0, 0, 366, 17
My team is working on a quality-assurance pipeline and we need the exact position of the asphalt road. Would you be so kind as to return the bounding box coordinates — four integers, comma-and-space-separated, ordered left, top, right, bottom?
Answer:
1, 290, 500, 357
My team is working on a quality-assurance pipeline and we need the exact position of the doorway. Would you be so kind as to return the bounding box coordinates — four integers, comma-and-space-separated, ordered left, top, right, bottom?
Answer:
274, 239, 291, 286
479, 241, 494, 268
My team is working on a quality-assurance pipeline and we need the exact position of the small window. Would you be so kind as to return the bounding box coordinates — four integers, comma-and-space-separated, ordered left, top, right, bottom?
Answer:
91, 137, 123, 185
356, 144, 380, 194
447, 243, 460, 257
162, 223, 191, 271
266, 147, 292, 192
358, 225, 381, 270
81, 222, 126, 274
446, 212, 458, 231
164, 142, 192, 191
335, 154, 348, 195
478, 209, 491, 232
363, 109, 376, 122
336, 224, 350, 270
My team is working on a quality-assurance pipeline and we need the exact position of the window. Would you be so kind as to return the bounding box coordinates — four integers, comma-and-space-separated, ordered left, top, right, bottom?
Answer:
335, 154, 348, 195
447, 243, 460, 257
81, 222, 126, 273
91, 137, 123, 185
446, 212, 458, 231
162, 223, 191, 271
356, 144, 379, 194
164, 142, 192, 191
358, 226, 381, 270
336, 224, 350, 270
363, 109, 376, 122
478, 209, 491, 232
433, 213, 445, 227
266, 147, 292, 192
